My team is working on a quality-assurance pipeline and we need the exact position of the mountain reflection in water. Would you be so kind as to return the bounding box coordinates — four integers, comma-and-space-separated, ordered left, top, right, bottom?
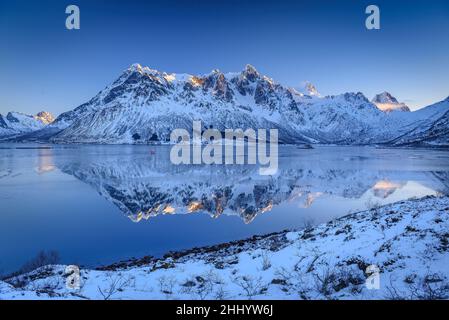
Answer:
52, 145, 449, 224
1, 144, 449, 273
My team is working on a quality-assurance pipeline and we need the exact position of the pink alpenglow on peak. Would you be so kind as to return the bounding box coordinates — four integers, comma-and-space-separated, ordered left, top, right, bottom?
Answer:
372, 92, 410, 112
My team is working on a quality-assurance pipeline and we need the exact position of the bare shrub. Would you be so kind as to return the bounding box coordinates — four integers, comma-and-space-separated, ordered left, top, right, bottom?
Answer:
20, 250, 60, 274
213, 284, 229, 300
313, 267, 336, 298
366, 198, 381, 211
306, 252, 324, 273
260, 251, 272, 271
274, 266, 294, 285
301, 218, 315, 230
157, 275, 177, 299
313, 265, 364, 299
274, 265, 311, 299
365, 198, 382, 219
232, 275, 265, 299
386, 273, 449, 300
181, 270, 224, 300
407, 273, 449, 300
2, 250, 60, 282
29, 276, 62, 297
97, 273, 134, 300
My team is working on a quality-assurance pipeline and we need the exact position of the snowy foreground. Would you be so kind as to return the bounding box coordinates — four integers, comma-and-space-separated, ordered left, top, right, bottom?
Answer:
1, 195, 448, 300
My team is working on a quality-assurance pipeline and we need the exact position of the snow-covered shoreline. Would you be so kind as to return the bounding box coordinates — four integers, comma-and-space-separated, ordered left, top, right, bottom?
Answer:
1, 195, 448, 300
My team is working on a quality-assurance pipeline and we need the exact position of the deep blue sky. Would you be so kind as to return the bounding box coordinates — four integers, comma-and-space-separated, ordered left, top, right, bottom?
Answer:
1, 0, 448, 116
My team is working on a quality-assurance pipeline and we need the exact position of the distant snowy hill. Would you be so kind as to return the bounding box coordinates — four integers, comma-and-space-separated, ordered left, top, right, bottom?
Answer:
291, 81, 320, 97
3, 64, 448, 146
389, 97, 449, 146
0, 111, 54, 138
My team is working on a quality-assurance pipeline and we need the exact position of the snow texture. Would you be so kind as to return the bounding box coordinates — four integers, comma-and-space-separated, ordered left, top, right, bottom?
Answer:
2, 195, 448, 300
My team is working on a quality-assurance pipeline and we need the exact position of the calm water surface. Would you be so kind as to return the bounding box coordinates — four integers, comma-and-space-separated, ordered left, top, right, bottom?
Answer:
1, 144, 448, 273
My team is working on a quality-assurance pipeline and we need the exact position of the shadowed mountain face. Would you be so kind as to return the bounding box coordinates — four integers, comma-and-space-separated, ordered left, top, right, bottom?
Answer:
54, 146, 449, 223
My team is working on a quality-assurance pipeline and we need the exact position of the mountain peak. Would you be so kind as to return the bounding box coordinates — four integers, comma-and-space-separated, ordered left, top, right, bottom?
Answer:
129, 63, 142, 69
295, 81, 320, 97
241, 64, 260, 82
127, 63, 160, 76
127, 63, 145, 73
244, 64, 258, 74
35, 111, 55, 124
340, 92, 370, 104
372, 92, 410, 112
372, 92, 398, 104
0, 110, 50, 133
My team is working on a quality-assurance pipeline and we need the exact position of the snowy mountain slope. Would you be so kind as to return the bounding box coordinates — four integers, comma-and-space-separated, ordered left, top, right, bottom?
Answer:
387, 97, 449, 146
2, 195, 448, 300
6, 64, 449, 146
0, 114, 15, 136
47, 64, 307, 144
372, 92, 410, 112
295, 92, 389, 143
297, 93, 448, 145
0, 111, 55, 138
0, 114, 8, 128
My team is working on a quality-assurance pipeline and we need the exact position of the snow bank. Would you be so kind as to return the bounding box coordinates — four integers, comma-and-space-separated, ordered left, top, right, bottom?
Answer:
1, 195, 448, 300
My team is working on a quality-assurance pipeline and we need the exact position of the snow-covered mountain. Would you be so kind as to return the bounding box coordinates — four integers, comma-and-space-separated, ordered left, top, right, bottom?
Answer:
34, 111, 55, 125
0, 111, 55, 137
291, 81, 320, 97
4, 64, 449, 146
388, 96, 449, 146
46, 64, 307, 144
372, 92, 410, 112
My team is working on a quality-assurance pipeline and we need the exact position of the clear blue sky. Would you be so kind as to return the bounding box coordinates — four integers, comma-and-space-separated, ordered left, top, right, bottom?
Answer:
1, 0, 448, 116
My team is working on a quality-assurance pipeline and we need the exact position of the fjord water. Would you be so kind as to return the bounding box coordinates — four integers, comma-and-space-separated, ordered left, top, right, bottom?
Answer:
1, 144, 448, 274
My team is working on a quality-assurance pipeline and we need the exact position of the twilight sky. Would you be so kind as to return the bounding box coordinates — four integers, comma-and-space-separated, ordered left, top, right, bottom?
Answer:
0, 0, 448, 116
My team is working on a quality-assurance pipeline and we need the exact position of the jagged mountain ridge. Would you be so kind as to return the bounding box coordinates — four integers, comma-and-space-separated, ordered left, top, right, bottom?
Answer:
48, 64, 308, 144
372, 91, 411, 112
4, 64, 449, 146
0, 111, 54, 137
